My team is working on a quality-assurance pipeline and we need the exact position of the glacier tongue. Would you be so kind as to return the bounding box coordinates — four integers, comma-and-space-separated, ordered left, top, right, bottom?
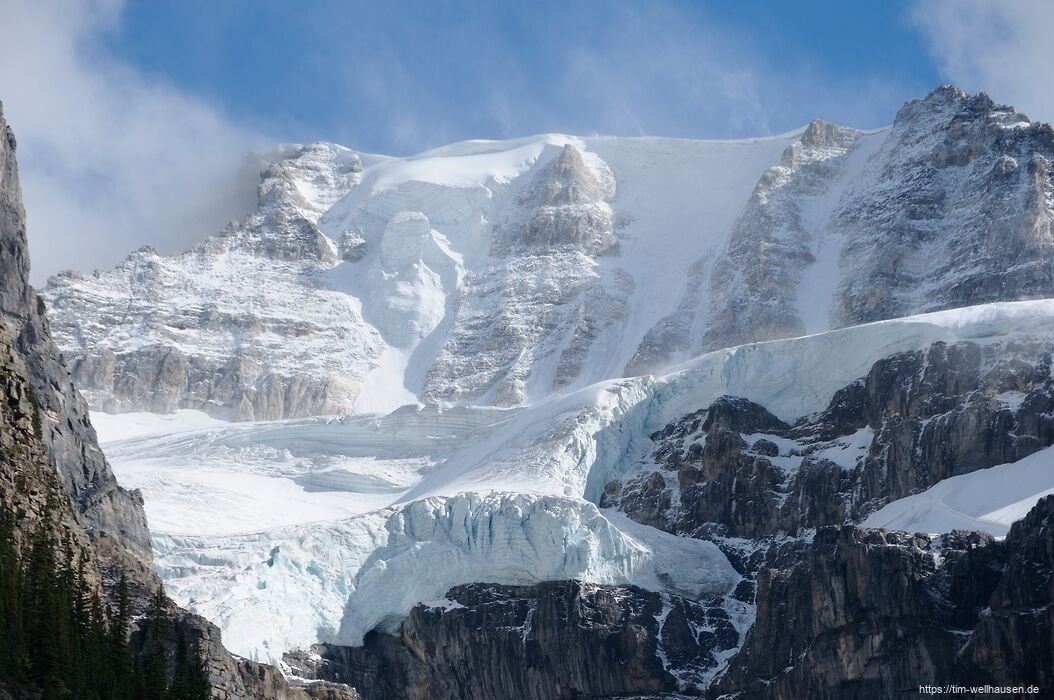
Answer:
152, 492, 737, 662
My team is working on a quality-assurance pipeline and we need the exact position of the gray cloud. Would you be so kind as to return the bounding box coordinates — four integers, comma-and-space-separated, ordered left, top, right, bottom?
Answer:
912, 0, 1054, 122
0, 0, 266, 283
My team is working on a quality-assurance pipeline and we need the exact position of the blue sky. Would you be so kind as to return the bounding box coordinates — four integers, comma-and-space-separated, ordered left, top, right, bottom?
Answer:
0, 0, 1051, 279
112, 0, 941, 153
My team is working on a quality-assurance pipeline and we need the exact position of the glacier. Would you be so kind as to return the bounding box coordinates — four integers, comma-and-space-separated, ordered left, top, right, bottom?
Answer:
92, 299, 1054, 662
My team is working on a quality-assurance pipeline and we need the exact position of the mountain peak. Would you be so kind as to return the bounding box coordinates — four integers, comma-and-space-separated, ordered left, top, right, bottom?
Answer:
256, 141, 364, 222
799, 118, 857, 149
893, 84, 1036, 132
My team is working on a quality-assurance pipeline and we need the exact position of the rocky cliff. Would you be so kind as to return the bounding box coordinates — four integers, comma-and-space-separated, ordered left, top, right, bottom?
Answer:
421, 143, 629, 404
44, 142, 377, 420
0, 102, 355, 699
287, 581, 743, 700
596, 334, 1054, 697
629, 86, 1054, 372
715, 497, 1054, 699
274, 498, 1052, 700
832, 87, 1054, 328
1, 101, 151, 571
294, 336, 1054, 699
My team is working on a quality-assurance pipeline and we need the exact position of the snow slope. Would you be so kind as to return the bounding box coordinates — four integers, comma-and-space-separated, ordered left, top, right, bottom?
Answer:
861, 445, 1054, 536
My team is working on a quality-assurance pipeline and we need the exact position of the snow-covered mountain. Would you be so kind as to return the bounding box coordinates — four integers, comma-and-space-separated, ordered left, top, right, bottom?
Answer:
43, 129, 794, 418
42, 86, 1054, 697
43, 86, 1054, 421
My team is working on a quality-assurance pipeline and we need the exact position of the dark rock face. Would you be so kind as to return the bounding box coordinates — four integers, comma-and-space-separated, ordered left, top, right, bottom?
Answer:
597, 337, 1054, 698
964, 496, 1054, 690
717, 499, 1054, 699
296, 494, 1054, 700
0, 317, 100, 583
600, 393, 854, 539
133, 605, 360, 700
848, 340, 1053, 518
289, 582, 743, 700
604, 339, 1054, 538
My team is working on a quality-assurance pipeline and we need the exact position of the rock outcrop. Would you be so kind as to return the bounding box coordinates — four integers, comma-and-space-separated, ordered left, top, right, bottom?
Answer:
628, 86, 1054, 375
701, 119, 860, 351
605, 339, 1054, 539
599, 334, 1054, 697
833, 86, 1054, 327
284, 495, 1054, 699
1, 101, 151, 570
43, 142, 379, 420
716, 499, 1053, 699
422, 142, 630, 404
288, 581, 744, 700
964, 496, 1054, 690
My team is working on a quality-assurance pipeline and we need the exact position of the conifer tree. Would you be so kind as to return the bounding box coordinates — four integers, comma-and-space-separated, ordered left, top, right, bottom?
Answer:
24, 521, 65, 696
109, 571, 133, 697
142, 584, 170, 699
0, 500, 212, 699
0, 509, 29, 681
186, 641, 211, 700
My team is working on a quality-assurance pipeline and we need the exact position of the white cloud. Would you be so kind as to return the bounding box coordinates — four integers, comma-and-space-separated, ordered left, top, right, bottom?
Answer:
0, 0, 265, 283
912, 0, 1054, 122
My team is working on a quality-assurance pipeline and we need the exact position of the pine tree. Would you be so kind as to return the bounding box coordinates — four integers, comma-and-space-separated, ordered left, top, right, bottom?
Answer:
109, 571, 133, 698
70, 552, 92, 697
142, 584, 170, 699
186, 640, 211, 700
131, 652, 146, 700
0, 509, 29, 681
56, 534, 80, 696
170, 627, 211, 700
0, 499, 213, 699
83, 590, 112, 700
169, 626, 189, 700
24, 520, 65, 696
